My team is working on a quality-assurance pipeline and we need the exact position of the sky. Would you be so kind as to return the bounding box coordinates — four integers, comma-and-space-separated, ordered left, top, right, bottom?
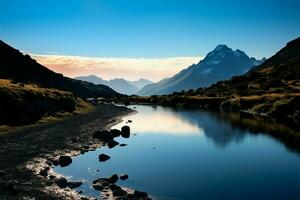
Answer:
0, 0, 299, 81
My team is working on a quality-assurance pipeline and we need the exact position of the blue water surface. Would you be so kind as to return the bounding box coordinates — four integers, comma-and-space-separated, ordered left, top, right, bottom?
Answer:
55, 105, 300, 200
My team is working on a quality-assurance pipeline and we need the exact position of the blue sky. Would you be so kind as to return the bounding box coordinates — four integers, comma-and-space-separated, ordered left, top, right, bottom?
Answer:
0, 0, 299, 58
0, 0, 299, 81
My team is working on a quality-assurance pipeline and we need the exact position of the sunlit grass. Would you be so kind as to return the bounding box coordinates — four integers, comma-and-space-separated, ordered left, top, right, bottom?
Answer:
0, 79, 94, 134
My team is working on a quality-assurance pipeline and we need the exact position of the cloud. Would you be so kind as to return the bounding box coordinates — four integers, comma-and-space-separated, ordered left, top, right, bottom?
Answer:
31, 54, 203, 82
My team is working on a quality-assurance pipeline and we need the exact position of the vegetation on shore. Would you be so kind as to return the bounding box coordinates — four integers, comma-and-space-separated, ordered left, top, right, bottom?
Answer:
117, 37, 300, 126
0, 79, 93, 130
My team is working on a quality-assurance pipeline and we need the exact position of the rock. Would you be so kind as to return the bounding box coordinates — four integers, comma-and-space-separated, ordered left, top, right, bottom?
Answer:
109, 174, 119, 183
52, 159, 59, 166
134, 190, 149, 198
93, 130, 114, 142
107, 140, 119, 148
81, 149, 88, 154
121, 126, 130, 138
111, 129, 122, 137
99, 154, 110, 162
119, 144, 127, 147
49, 175, 56, 179
46, 160, 53, 166
39, 168, 48, 177
59, 155, 72, 167
67, 181, 82, 189
56, 177, 68, 188
110, 184, 121, 190
120, 174, 128, 180
113, 189, 127, 196
93, 184, 104, 191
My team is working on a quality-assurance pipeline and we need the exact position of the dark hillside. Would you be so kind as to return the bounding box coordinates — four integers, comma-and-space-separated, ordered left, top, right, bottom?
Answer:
0, 40, 122, 98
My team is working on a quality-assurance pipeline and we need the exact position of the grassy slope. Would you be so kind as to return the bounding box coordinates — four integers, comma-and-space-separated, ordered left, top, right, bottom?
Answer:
0, 79, 93, 130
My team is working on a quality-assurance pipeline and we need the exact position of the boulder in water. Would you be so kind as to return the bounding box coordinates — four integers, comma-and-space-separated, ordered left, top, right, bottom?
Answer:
59, 156, 72, 167
121, 126, 130, 138
99, 154, 110, 162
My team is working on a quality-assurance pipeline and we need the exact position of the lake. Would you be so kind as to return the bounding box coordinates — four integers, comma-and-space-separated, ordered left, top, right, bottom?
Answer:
54, 105, 300, 200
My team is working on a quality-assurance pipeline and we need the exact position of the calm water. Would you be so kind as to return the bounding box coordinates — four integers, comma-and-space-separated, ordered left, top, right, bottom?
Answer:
54, 105, 300, 200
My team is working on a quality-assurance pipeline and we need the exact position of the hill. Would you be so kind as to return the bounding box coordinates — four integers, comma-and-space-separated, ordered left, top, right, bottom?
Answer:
75, 75, 140, 95
0, 79, 92, 127
0, 40, 122, 98
137, 45, 265, 95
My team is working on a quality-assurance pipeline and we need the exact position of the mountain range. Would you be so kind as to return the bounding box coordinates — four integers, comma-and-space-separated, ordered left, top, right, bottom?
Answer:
0, 40, 121, 98
75, 75, 153, 95
128, 37, 300, 125
138, 45, 266, 95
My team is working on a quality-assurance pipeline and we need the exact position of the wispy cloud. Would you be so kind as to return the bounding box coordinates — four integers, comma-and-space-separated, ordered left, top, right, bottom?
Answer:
31, 54, 202, 82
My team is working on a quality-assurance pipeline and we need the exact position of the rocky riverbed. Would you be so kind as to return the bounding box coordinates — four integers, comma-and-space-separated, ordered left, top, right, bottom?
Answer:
0, 104, 149, 200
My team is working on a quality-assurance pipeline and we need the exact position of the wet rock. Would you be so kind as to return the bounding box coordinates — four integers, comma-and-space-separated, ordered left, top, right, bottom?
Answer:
109, 174, 119, 183
46, 160, 53, 166
119, 144, 127, 147
93, 179, 110, 186
110, 184, 121, 190
120, 174, 128, 180
93, 184, 105, 191
113, 189, 127, 196
121, 126, 130, 138
107, 140, 119, 148
134, 190, 149, 198
49, 175, 56, 179
99, 154, 110, 162
67, 181, 82, 189
111, 129, 122, 137
39, 168, 49, 177
93, 130, 114, 142
59, 155, 72, 167
81, 149, 88, 154
52, 159, 60, 166
56, 177, 68, 188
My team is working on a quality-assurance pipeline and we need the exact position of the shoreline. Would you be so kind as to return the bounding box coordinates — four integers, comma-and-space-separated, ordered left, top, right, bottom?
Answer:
0, 104, 135, 200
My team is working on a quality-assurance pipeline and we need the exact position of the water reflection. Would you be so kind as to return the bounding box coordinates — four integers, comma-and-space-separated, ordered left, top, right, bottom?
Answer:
54, 105, 300, 200
119, 105, 300, 152
114, 106, 203, 136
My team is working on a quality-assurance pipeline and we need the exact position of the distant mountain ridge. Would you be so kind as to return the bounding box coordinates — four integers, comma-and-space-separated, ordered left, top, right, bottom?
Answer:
0, 40, 121, 98
138, 45, 265, 95
75, 75, 153, 95
128, 78, 153, 90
